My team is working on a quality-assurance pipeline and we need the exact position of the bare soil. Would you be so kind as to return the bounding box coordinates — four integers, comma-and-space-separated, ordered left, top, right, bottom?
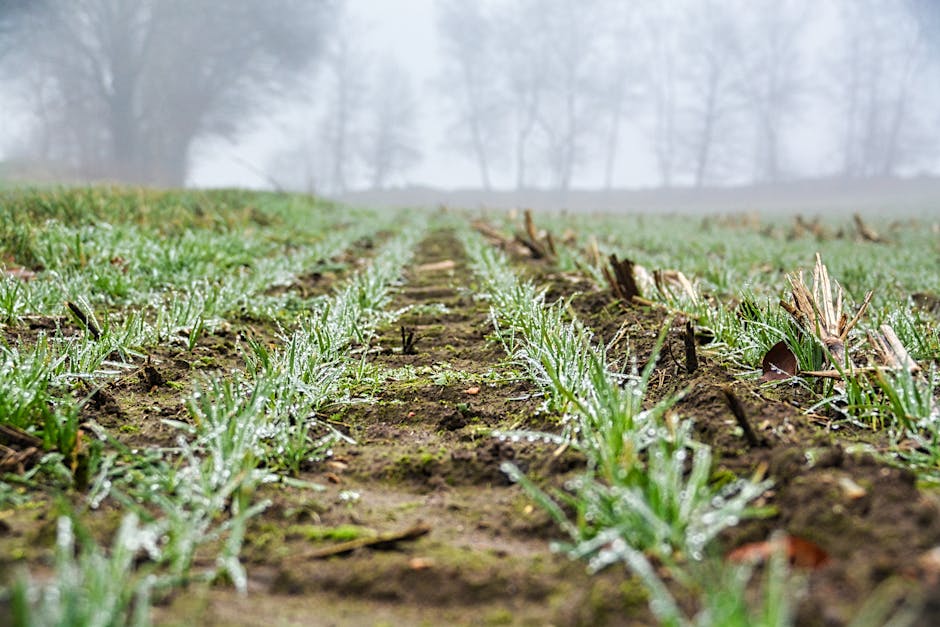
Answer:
2, 228, 940, 626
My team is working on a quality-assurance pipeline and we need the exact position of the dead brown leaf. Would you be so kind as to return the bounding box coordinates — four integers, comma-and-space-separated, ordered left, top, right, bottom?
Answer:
0, 424, 43, 474
325, 460, 348, 473
408, 557, 435, 571
728, 534, 830, 569
2, 267, 36, 281
761, 341, 799, 381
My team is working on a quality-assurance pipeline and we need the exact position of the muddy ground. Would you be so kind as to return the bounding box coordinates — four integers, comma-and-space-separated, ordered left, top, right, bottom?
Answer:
2, 228, 940, 626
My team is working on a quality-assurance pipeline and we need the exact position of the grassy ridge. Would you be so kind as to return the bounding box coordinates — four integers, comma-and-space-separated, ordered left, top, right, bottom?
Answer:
1, 188, 938, 625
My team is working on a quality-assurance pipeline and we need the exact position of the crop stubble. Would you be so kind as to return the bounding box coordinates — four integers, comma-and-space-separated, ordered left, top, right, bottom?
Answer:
3, 221, 940, 626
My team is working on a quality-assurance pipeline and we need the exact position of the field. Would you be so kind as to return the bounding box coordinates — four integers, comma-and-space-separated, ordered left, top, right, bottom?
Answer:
1, 187, 939, 626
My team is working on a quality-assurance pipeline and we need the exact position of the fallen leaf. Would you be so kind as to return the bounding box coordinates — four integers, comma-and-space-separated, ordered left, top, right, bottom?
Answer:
465, 386, 480, 395
727, 534, 829, 569
109, 256, 129, 273
408, 557, 435, 570
2, 267, 36, 281
761, 341, 798, 381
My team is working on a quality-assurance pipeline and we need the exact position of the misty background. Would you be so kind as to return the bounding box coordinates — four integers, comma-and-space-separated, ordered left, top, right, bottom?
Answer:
1, 0, 940, 211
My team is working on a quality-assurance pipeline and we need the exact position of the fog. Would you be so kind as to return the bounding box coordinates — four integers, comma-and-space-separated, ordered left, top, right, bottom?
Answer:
1, 0, 939, 210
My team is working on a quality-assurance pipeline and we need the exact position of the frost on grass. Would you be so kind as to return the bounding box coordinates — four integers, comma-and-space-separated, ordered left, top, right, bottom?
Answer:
12, 515, 159, 627
464, 226, 774, 622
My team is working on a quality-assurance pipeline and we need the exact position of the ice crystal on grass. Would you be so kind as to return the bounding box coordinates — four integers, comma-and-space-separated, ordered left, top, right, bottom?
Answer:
466, 226, 774, 624
12, 515, 158, 627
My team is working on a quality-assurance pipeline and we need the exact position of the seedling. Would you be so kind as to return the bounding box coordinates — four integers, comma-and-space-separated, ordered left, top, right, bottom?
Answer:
12, 514, 159, 626
464, 226, 771, 622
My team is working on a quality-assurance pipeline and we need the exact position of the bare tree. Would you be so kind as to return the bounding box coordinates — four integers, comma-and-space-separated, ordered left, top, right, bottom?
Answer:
318, 8, 370, 194
436, 0, 502, 190
495, 2, 544, 190
641, 3, 682, 188
526, 0, 607, 191
830, 0, 932, 178
737, 0, 810, 182
3, 0, 334, 186
677, 0, 744, 187
596, 4, 644, 191
267, 134, 320, 194
361, 62, 421, 190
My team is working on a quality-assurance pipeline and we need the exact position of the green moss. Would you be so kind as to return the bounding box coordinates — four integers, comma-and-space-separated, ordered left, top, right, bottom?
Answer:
390, 500, 423, 515
619, 580, 650, 607
389, 447, 447, 481
419, 541, 505, 571
483, 608, 515, 625
244, 523, 291, 560
289, 524, 375, 543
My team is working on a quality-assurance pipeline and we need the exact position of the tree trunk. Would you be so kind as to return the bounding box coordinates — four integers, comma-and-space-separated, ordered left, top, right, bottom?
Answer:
558, 85, 577, 192
514, 89, 539, 190
603, 81, 624, 191
654, 79, 676, 188
515, 132, 527, 190
694, 85, 717, 187
470, 117, 491, 190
